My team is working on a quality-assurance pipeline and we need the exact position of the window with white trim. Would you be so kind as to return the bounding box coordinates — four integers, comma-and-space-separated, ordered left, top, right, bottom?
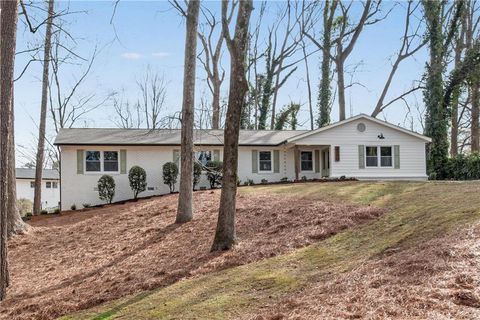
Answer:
52, 181, 58, 189
46, 181, 52, 188
258, 151, 272, 172
380, 146, 393, 167
86, 151, 101, 172
300, 151, 313, 171
85, 151, 119, 173
366, 146, 393, 167
103, 151, 119, 172
30, 181, 35, 188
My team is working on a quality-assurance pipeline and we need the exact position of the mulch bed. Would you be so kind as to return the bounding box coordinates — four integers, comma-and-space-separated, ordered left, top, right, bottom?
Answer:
0, 189, 382, 320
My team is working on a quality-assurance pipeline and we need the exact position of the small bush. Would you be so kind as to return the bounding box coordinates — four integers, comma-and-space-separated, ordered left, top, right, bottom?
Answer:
247, 178, 254, 186
25, 212, 32, 217
206, 161, 223, 188
261, 178, 268, 184
98, 174, 116, 204
82, 203, 91, 209
193, 162, 202, 190
129, 166, 147, 199
280, 177, 289, 183
71, 204, 77, 211
163, 162, 178, 193
40, 209, 48, 215
53, 208, 60, 215
301, 176, 307, 181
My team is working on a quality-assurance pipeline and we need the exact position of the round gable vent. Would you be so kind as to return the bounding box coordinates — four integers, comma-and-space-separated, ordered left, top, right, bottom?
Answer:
357, 122, 366, 132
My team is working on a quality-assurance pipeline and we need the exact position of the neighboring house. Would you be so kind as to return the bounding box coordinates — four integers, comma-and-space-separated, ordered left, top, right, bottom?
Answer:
16, 168, 60, 209
54, 114, 431, 210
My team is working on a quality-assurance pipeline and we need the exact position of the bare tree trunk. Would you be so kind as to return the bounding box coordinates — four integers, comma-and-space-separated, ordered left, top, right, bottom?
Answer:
450, 39, 463, 157
336, 55, 346, 121
211, 0, 252, 251
33, 0, 55, 216
176, 0, 200, 224
301, 41, 314, 130
472, 80, 480, 153
0, 0, 19, 300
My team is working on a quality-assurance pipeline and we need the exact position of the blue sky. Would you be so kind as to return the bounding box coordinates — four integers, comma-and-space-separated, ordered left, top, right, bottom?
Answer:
14, 0, 427, 166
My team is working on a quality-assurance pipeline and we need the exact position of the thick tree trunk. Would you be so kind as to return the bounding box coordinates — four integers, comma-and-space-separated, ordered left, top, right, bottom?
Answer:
176, 0, 200, 224
450, 98, 459, 157
34, 0, 55, 216
423, 1, 450, 178
8, 111, 29, 238
471, 80, 480, 153
211, 0, 252, 251
0, 0, 19, 300
212, 80, 221, 129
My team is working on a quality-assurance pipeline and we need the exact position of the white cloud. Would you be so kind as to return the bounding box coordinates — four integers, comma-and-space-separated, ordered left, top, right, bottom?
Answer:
121, 52, 143, 60
152, 52, 170, 58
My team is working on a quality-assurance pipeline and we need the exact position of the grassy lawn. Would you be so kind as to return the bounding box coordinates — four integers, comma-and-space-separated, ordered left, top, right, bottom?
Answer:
61, 181, 480, 320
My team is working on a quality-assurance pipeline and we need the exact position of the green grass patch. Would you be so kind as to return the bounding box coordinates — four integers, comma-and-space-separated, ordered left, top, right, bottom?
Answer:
62, 181, 480, 320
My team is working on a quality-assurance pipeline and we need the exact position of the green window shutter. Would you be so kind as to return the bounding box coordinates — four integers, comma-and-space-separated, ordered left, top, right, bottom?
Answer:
273, 150, 280, 173
213, 149, 220, 162
252, 150, 258, 173
77, 149, 84, 174
358, 145, 365, 169
394, 145, 400, 169
173, 149, 180, 167
120, 149, 127, 174
314, 150, 320, 173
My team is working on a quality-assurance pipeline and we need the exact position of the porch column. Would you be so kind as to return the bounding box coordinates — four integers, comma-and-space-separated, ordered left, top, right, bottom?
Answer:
294, 146, 299, 181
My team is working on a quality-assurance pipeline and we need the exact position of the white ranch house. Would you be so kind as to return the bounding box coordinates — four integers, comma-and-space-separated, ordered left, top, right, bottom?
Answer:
54, 114, 431, 211
16, 168, 60, 210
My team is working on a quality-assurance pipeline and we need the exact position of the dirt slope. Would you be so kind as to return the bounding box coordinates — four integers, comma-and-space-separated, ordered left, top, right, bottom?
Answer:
60, 181, 480, 320
1, 186, 382, 320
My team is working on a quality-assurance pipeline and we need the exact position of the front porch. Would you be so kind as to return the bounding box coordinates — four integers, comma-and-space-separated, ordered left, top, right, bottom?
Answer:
288, 144, 331, 181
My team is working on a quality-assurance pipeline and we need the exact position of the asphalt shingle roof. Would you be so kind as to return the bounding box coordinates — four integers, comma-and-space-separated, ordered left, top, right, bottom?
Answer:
53, 128, 309, 146
16, 168, 59, 180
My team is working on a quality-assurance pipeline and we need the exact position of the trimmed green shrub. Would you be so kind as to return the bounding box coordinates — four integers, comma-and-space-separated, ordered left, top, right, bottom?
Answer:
53, 208, 61, 215
71, 204, 77, 211
162, 162, 178, 193
98, 174, 116, 204
261, 178, 268, 184
193, 162, 202, 190
82, 203, 91, 209
444, 152, 480, 180
206, 160, 223, 189
40, 209, 48, 215
280, 177, 289, 183
129, 165, 147, 199
301, 176, 307, 181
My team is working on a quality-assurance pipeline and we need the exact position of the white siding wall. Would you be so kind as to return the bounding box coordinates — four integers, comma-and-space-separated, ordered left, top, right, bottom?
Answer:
60, 145, 325, 210
59, 119, 427, 210
16, 179, 60, 209
293, 118, 428, 179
